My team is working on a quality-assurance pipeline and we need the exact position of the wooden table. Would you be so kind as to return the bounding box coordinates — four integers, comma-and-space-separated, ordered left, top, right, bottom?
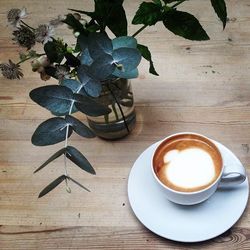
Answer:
1, 0, 250, 249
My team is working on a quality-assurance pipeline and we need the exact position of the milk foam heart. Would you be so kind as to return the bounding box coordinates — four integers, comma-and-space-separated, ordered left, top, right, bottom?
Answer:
163, 148, 216, 189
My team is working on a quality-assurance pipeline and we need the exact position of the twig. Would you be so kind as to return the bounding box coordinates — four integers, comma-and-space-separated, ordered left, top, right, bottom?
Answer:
132, 24, 147, 37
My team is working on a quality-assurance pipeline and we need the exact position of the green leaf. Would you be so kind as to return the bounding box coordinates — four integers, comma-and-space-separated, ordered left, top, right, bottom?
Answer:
211, 0, 227, 29
32, 117, 73, 146
66, 146, 96, 174
74, 93, 111, 116
63, 14, 87, 34
113, 48, 141, 71
93, 0, 127, 36
29, 85, 74, 115
132, 2, 163, 26
65, 115, 96, 138
153, 0, 162, 6
163, 10, 210, 41
44, 41, 64, 64
38, 175, 66, 198
67, 176, 90, 192
34, 148, 66, 173
137, 44, 159, 76
88, 32, 113, 60
113, 68, 139, 79
112, 36, 137, 50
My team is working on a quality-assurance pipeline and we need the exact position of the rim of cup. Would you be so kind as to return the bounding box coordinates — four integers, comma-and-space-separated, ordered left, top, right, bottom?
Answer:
151, 132, 224, 195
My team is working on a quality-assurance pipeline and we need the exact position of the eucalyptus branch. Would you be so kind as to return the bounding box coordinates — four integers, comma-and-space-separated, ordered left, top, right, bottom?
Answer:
132, 24, 147, 37
63, 83, 84, 189
107, 84, 129, 133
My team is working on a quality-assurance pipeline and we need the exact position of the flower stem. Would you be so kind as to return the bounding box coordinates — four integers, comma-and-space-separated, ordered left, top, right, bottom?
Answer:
107, 84, 129, 133
172, 0, 186, 8
20, 20, 35, 30
132, 24, 147, 38
17, 53, 45, 65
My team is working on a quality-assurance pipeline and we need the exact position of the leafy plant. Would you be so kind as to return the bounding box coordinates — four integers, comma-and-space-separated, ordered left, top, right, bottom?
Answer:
1, 0, 227, 197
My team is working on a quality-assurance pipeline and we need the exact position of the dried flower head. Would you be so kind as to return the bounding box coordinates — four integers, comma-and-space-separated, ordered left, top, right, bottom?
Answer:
12, 25, 35, 49
7, 8, 27, 28
0, 60, 23, 79
35, 24, 54, 44
31, 56, 50, 72
49, 15, 64, 27
55, 65, 70, 80
40, 70, 51, 81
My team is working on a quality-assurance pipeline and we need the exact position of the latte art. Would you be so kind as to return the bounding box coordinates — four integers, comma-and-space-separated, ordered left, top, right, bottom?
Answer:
153, 134, 222, 192
163, 148, 216, 189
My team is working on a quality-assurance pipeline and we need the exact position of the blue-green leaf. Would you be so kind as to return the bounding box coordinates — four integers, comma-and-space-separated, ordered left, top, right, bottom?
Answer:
29, 85, 74, 115
38, 175, 66, 198
88, 32, 113, 60
113, 48, 141, 71
65, 115, 95, 138
74, 93, 111, 116
80, 48, 93, 66
66, 146, 96, 174
32, 117, 73, 146
112, 68, 139, 79
112, 36, 137, 50
61, 79, 81, 93
77, 34, 88, 51
34, 148, 66, 173
88, 54, 115, 80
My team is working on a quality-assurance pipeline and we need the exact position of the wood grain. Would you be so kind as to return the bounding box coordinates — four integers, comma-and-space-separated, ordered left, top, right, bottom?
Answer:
1, 0, 250, 249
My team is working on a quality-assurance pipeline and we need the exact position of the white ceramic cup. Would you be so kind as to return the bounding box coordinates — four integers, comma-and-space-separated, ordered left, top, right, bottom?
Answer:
151, 132, 246, 205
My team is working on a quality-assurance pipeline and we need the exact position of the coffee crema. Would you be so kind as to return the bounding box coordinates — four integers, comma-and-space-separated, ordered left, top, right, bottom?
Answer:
153, 134, 222, 192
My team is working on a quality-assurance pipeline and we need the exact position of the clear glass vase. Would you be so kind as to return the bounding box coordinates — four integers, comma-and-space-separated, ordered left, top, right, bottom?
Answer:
87, 78, 136, 140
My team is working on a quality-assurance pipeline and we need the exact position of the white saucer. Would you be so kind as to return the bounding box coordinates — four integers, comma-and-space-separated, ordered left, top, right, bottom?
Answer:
128, 140, 249, 243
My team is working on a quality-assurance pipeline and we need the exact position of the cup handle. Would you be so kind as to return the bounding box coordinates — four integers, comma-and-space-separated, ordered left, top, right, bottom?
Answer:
219, 164, 246, 188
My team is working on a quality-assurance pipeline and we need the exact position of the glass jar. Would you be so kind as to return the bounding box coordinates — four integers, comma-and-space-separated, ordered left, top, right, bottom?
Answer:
87, 78, 136, 140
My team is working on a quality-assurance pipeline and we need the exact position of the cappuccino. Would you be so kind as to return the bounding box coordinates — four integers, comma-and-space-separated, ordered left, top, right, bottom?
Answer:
153, 134, 222, 192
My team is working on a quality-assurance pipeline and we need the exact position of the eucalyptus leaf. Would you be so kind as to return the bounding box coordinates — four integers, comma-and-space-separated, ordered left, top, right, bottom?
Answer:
88, 54, 116, 80
65, 115, 96, 138
132, 2, 163, 26
77, 34, 88, 51
112, 36, 137, 50
66, 146, 96, 174
113, 48, 141, 71
211, 0, 227, 29
74, 93, 111, 116
163, 10, 210, 41
67, 176, 90, 192
32, 117, 73, 146
83, 78, 102, 97
80, 48, 93, 66
113, 68, 139, 79
34, 148, 66, 173
137, 44, 159, 76
61, 79, 81, 93
77, 65, 102, 97
29, 85, 74, 115
38, 175, 66, 198
88, 32, 113, 60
